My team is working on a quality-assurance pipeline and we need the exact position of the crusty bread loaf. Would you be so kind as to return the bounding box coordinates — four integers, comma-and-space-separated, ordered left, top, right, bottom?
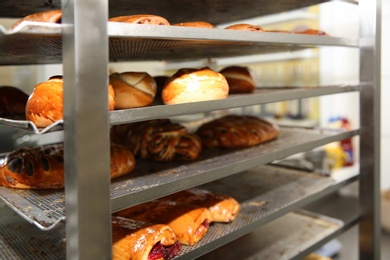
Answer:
196, 115, 279, 149
225, 23, 264, 32
11, 10, 62, 29
162, 67, 229, 105
112, 216, 180, 260
295, 29, 329, 36
111, 119, 202, 162
25, 75, 115, 128
0, 143, 135, 189
115, 200, 213, 246
109, 14, 170, 25
0, 86, 29, 117
173, 21, 214, 28
219, 66, 256, 94
110, 72, 157, 109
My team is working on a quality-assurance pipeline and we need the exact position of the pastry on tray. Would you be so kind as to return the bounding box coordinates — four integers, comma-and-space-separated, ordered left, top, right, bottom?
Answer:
112, 216, 181, 260
224, 23, 264, 32
10, 10, 62, 29
115, 200, 213, 246
109, 14, 170, 25
195, 115, 279, 149
219, 66, 257, 94
0, 143, 135, 189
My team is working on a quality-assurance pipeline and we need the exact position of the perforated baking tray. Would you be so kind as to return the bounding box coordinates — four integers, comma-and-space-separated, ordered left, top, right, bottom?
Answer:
200, 210, 344, 260
0, 22, 358, 65
0, 85, 358, 134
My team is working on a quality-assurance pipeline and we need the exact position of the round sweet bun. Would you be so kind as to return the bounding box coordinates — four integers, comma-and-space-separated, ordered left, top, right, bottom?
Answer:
295, 29, 328, 36
0, 86, 29, 117
219, 66, 256, 94
26, 75, 115, 128
109, 14, 170, 25
11, 10, 62, 29
173, 21, 215, 28
225, 23, 264, 32
266, 29, 291, 33
110, 72, 157, 109
162, 67, 229, 105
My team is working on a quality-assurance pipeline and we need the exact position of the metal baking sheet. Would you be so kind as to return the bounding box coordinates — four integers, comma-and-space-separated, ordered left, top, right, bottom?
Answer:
0, 85, 359, 133
200, 210, 344, 260
0, 127, 357, 230
0, 22, 358, 65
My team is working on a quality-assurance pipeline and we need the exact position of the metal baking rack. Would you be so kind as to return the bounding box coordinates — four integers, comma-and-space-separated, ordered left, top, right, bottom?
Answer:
0, 127, 358, 230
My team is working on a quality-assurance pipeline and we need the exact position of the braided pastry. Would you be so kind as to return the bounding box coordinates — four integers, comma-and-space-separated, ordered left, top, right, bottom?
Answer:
111, 119, 202, 162
195, 115, 279, 149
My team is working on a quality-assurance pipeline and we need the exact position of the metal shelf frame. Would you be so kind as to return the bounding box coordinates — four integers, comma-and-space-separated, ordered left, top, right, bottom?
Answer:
0, 0, 381, 259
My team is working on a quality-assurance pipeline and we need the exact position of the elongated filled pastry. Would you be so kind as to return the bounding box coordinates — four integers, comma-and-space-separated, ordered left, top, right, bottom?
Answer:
115, 200, 213, 245
112, 216, 181, 260
0, 143, 135, 189
160, 188, 240, 223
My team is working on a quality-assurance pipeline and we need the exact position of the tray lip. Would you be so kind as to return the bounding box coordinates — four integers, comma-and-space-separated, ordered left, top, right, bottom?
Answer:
1, 22, 359, 48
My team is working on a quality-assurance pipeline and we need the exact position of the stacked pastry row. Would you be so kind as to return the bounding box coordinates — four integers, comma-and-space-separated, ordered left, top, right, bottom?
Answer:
10, 10, 329, 36
0, 65, 255, 128
112, 187, 240, 260
0, 114, 279, 189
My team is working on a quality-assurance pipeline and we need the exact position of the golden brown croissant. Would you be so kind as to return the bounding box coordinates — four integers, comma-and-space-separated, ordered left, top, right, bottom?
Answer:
195, 115, 279, 149
111, 119, 202, 162
0, 143, 135, 189
112, 216, 181, 260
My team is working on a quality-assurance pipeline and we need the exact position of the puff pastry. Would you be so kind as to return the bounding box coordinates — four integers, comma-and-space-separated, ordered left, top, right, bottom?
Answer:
112, 216, 181, 260
115, 200, 213, 245
195, 115, 279, 149
160, 188, 240, 223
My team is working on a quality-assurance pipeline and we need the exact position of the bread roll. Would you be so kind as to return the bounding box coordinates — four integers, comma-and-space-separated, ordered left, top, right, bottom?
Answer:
11, 10, 62, 29
0, 143, 135, 189
109, 14, 170, 25
162, 67, 229, 105
0, 86, 29, 117
225, 23, 264, 32
110, 72, 156, 109
25, 75, 115, 128
173, 21, 214, 28
112, 216, 180, 260
196, 115, 279, 149
295, 29, 328, 36
115, 200, 213, 245
111, 119, 202, 162
219, 66, 256, 94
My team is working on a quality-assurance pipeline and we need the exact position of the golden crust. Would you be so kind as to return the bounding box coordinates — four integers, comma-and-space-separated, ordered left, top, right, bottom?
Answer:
162, 67, 229, 105
109, 14, 170, 25
219, 66, 256, 94
173, 21, 214, 28
112, 216, 178, 260
196, 115, 279, 149
224, 23, 264, 32
11, 10, 62, 29
0, 144, 135, 189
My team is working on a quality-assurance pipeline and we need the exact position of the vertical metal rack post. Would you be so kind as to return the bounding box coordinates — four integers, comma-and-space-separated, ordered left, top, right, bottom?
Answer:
62, 0, 112, 258
359, 0, 382, 259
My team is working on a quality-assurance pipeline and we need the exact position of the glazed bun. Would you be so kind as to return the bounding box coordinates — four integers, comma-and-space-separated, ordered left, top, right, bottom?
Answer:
26, 75, 115, 128
219, 66, 256, 94
162, 67, 229, 105
11, 10, 62, 29
173, 21, 214, 28
225, 23, 264, 32
0, 86, 29, 117
110, 72, 157, 109
109, 14, 170, 25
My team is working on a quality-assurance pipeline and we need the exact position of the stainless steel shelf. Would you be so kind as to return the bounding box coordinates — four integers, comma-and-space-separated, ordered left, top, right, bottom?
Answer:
0, 126, 358, 230
0, 22, 358, 65
1, 0, 338, 23
0, 86, 358, 133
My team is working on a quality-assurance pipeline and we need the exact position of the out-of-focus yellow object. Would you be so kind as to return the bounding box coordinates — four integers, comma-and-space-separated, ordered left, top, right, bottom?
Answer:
324, 142, 347, 169
304, 253, 332, 260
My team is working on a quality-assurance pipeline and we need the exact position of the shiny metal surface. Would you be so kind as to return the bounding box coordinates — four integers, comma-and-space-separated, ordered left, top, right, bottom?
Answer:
61, 0, 111, 259
359, 0, 382, 259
